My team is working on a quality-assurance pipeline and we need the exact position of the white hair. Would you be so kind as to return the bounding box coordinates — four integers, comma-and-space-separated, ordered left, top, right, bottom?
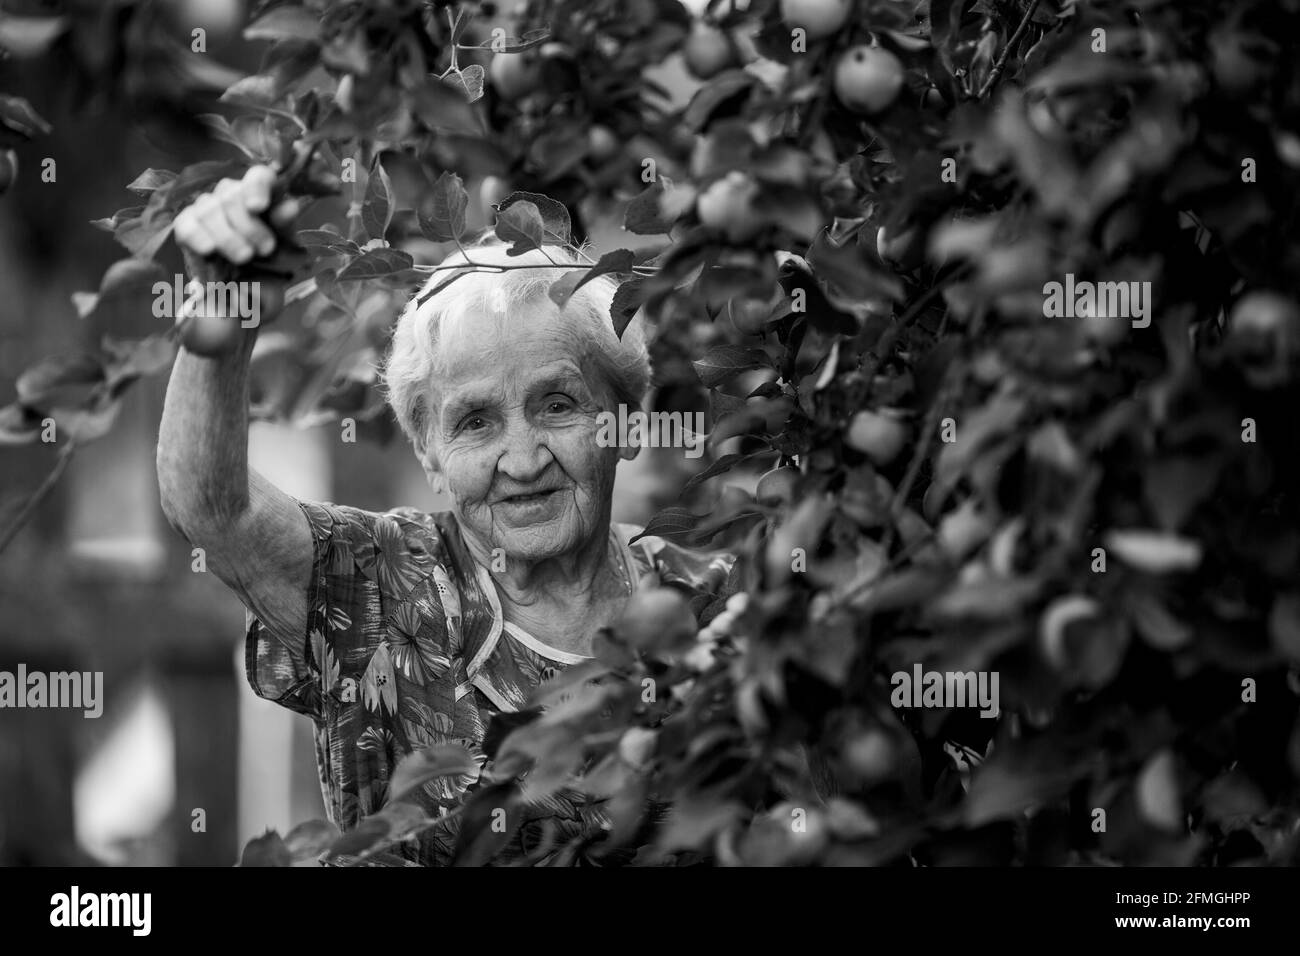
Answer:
383, 238, 652, 456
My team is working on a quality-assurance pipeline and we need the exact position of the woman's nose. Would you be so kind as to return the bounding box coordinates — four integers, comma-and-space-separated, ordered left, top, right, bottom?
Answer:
496, 418, 552, 482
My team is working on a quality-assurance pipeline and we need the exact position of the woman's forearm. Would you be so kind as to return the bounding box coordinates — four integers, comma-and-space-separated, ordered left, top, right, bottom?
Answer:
156, 329, 258, 540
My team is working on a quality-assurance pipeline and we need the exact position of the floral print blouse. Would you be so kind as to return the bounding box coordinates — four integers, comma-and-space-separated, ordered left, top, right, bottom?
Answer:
244, 500, 737, 866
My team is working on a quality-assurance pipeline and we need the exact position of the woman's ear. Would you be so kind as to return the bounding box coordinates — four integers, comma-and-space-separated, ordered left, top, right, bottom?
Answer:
618, 441, 641, 462
416, 441, 446, 493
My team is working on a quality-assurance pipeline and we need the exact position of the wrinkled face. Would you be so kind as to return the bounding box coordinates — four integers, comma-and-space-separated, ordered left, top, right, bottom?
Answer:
422, 315, 627, 564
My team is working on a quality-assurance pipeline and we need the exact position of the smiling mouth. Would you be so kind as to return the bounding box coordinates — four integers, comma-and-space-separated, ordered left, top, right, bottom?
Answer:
500, 489, 561, 505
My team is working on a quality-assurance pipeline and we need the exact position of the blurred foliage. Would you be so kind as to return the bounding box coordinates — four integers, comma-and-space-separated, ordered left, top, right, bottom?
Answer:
4, 0, 1300, 865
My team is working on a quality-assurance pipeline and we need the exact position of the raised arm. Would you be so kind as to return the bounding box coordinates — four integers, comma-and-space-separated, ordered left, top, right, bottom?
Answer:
156, 165, 312, 641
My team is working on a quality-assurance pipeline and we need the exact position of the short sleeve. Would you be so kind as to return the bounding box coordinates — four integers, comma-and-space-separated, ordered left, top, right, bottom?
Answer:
243, 499, 454, 724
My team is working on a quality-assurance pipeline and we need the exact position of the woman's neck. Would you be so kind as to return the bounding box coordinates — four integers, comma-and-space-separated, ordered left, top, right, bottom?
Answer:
467, 528, 632, 655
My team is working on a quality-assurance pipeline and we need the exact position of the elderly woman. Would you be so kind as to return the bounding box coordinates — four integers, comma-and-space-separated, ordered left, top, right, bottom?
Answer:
156, 166, 737, 865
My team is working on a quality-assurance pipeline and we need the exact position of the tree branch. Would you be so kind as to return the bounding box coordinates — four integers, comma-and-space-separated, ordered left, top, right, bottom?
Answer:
977, 0, 1041, 100
0, 441, 77, 555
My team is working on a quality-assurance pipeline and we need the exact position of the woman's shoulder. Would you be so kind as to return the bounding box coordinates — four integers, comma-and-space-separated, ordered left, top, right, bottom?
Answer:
296, 501, 467, 571
300, 500, 454, 545
290, 501, 484, 638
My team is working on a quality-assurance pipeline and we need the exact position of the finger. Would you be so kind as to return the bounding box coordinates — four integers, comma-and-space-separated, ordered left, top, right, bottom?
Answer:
241, 165, 276, 213
268, 198, 301, 230
196, 199, 255, 264
221, 191, 277, 257
173, 210, 217, 258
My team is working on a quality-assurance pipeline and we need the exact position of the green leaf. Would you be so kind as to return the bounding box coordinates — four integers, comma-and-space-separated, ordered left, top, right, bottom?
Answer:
928, 0, 963, 57
283, 819, 339, 862
0, 14, 68, 58
518, 738, 586, 803
199, 114, 258, 160
336, 248, 415, 282
493, 201, 545, 255
933, 394, 1027, 491
98, 257, 168, 298
624, 180, 674, 235
103, 335, 178, 386
244, 6, 321, 44
610, 276, 648, 338
963, 760, 1077, 828
930, 575, 1041, 621
387, 744, 478, 803
496, 191, 571, 245
547, 250, 634, 307
50, 395, 123, 444
90, 206, 144, 234
239, 830, 291, 867
476, 28, 550, 53
444, 64, 486, 103
683, 71, 756, 132
361, 160, 393, 242
0, 403, 43, 446
1129, 592, 1192, 651
16, 354, 104, 411
419, 172, 468, 242
655, 797, 743, 853
296, 229, 362, 257
628, 507, 704, 546
411, 76, 484, 136
692, 344, 774, 388
324, 817, 390, 860
708, 387, 746, 422
1143, 455, 1223, 532
806, 228, 904, 305
880, 28, 930, 52
451, 783, 522, 867
164, 160, 249, 213
70, 293, 97, 320
682, 452, 756, 491
125, 169, 177, 196
1269, 593, 1300, 663
691, 508, 765, 548
1104, 530, 1202, 573
0, 94, 51, 145
114, 214, 175, 261
220, 73, 283, 109
526, 660, 611, 711
322, 30, 369, 76
527, 121, 591, 183
374, 805, 439, 848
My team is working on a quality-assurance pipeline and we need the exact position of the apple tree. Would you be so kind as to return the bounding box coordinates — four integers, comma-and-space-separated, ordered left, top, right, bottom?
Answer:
4, 0, 1300, 866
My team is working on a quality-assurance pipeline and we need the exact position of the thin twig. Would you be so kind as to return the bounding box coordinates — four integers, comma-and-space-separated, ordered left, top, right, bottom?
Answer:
860, 265, 969, 407
0, 441, 76, 555
411, 261, 656, 276
876, 366, 962, 562
977, 0, 1042, 100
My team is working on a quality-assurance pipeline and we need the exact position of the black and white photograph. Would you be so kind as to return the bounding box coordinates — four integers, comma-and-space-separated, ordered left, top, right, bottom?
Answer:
0, 0, 1297, 933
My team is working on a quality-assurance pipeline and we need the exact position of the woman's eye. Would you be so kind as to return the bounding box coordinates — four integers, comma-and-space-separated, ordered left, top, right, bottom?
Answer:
545, 397, 576, 414
460, 415, 487, 432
